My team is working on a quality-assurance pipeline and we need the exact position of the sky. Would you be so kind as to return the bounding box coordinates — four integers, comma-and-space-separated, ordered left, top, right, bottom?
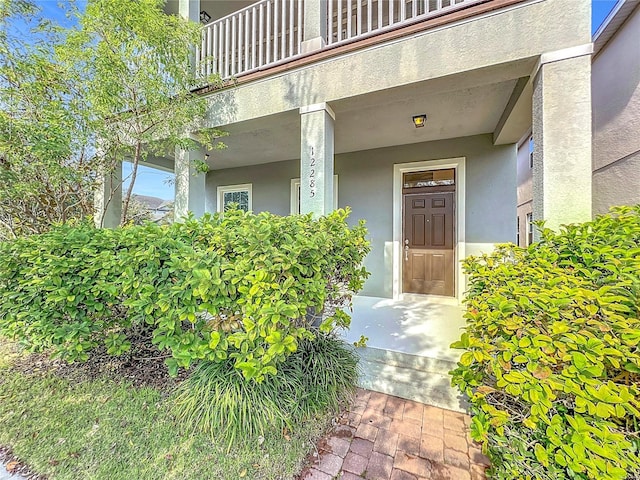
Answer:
21, 0, 622, 201
121, 162, 175, 201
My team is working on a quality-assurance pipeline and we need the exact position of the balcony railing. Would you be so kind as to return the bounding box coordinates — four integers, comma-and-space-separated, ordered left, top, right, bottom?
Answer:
327, 0, 483, 46
198, 0, 485, 80
198, 0, 304, 80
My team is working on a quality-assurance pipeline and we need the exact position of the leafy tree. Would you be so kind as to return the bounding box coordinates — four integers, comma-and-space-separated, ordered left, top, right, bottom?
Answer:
0, 0, 223, 237
0, 0, 95, 238
61, 0, 224, 225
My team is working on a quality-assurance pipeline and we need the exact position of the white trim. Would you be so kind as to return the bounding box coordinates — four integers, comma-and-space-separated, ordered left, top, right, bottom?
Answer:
299, 102, 336, 120
290, 176, 338, 214
531, 43, 594, 79
392, 157, 466, 303
216, 183, 253, 212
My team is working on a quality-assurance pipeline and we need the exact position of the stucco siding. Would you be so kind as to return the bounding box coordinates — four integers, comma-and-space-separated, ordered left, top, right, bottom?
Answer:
206, 159, 299, 216
593, 152, 640, 215
592, 6, 640, 213
207, 134, 516, 298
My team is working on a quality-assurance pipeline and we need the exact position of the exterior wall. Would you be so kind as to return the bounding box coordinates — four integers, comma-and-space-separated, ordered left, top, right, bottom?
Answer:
516, 135, 533, 246
206, 159, 299, 217
592, 7, 640, 215
207, 134, 516, 298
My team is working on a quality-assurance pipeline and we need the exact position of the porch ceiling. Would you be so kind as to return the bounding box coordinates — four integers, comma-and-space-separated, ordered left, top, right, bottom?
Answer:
207, 75, 523, 170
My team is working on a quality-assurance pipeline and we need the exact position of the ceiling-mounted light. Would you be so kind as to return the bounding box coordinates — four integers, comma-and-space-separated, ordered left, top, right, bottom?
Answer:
200, 10, 211, 24
412, 114, 427, 128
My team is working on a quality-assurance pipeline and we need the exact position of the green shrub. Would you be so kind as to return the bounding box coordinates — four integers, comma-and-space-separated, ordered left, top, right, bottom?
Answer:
171, 334, 358, 446
450, 205, 640, 480
0, 209, 369, 380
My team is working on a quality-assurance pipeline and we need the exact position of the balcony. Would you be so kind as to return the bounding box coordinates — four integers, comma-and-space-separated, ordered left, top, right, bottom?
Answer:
197, 0, 487, 80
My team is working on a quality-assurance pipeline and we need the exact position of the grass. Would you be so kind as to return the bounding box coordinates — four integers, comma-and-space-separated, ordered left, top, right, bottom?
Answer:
0, 341, 335, 480
172, 335, 359, 446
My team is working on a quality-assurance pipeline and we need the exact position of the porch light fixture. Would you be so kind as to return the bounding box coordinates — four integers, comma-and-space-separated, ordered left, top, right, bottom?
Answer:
412, 114, 427, 128
200, 10, 211, 24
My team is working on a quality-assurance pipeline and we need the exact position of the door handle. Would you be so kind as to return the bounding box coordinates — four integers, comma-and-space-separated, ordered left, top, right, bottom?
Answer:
404, 239, 409, 261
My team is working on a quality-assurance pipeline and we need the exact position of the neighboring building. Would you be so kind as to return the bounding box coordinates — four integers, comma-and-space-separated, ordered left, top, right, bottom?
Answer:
131, 195, 173, 223
516, 0, 640, 246
592, 0, 640, 215
99, 0, 594, 409
516, 134, 534, 247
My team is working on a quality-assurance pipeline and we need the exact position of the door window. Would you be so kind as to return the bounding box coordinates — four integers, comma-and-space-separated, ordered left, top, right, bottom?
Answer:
403, 168, 455, 189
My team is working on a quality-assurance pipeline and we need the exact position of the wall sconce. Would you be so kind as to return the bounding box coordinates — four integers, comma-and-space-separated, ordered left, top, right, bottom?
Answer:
412, 114, 427, 128
200, 10, 211, 24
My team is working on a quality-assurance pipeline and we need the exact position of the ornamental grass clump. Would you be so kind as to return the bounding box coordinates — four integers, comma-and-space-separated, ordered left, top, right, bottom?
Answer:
171, 334, 359, 446
450, 205, 640, 480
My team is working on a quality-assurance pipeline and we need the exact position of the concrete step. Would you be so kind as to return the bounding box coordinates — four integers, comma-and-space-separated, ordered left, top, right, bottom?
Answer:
354, 346, 468, 413
358, 345, 460, 374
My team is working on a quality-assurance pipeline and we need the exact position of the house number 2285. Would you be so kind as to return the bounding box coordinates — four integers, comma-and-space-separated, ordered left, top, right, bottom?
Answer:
309, 146, 316, 198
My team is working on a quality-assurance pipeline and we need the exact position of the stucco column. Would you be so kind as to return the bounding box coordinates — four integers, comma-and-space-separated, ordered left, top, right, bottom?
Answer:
532, 54, 592, 235
174, 145, 207, 220
178, 0, 199, 22
300, 103, 335, 216
302, 0, 327, 53
94, 163, 122, 228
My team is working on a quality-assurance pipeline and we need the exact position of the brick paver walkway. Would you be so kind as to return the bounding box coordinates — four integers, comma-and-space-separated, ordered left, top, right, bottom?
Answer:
302, 389, 490, 480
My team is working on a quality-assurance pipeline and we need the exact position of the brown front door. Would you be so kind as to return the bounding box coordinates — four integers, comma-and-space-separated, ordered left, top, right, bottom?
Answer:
403, 191, 455, 296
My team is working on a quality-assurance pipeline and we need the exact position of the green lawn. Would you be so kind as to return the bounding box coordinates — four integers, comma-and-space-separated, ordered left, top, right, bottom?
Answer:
0, 341, 326, 480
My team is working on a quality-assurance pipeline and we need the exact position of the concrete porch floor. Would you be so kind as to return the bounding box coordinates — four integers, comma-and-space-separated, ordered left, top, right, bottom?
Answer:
342, 295, 466, 363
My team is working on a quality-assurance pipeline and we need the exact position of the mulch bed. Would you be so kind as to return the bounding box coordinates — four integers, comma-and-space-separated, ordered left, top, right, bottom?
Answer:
8, 337, 189, 391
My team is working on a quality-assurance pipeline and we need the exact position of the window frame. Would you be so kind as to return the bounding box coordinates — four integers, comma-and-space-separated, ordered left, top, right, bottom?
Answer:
526, 212, 534, 246
216, 183, 253, 213
290, 176, 338, 214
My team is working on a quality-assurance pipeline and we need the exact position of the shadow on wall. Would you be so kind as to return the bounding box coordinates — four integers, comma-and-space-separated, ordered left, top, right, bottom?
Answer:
204, 87, 239, 129
283, 67, 321, 108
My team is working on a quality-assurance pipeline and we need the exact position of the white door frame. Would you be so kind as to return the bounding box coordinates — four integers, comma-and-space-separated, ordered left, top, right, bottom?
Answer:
392, 157, 466, 303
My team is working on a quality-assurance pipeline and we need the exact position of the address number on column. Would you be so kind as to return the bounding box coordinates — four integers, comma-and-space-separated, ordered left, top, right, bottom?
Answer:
309, 146, 316, 198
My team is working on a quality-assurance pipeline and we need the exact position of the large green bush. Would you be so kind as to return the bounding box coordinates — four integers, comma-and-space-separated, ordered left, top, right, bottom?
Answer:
0, 209, 369, 381
451, 205, 640, 480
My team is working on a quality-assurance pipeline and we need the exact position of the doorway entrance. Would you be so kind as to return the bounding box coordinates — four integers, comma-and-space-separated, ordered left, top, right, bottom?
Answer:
402, 169, 455, 296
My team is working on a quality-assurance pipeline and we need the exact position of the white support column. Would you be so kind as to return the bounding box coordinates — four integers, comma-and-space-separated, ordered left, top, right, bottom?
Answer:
94, 163, 122, 228
300, 102, 335, 216
532, 54, 592, 235
178, 0, 200, 22
302, 0, 328, 53
179, 0, 200, 73
174, 144, 207, 220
